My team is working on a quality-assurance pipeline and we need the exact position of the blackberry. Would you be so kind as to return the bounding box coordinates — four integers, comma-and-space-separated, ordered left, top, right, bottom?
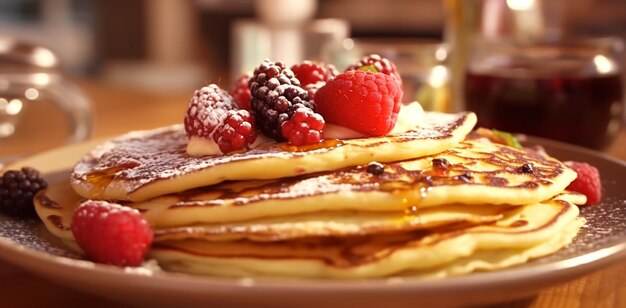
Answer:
0, 167, 48, 217
249, 60, 315, 140
366, 161, 385, 175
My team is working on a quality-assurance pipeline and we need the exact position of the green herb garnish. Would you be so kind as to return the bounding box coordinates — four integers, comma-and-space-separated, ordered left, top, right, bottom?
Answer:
358, 65, 379, 73
492, 129, 522, 149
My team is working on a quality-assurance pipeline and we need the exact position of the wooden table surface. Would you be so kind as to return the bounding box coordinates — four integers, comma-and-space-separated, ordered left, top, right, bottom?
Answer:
1, 80, 626, 307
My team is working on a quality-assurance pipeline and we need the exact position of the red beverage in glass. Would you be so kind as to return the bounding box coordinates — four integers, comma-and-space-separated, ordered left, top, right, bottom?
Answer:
464, 39, 625, 149
465, 69, 623, 149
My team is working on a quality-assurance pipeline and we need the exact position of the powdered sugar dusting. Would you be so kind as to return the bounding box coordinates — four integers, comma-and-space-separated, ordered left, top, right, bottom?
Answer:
71, 113, 470, 198
124, 259, 162, 276
184, 85, 238, 138
395, 112, 464, 140
0, 217, 81, 259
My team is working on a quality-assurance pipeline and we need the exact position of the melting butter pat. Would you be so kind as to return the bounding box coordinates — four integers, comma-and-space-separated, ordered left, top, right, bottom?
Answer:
186, 136, 222, 156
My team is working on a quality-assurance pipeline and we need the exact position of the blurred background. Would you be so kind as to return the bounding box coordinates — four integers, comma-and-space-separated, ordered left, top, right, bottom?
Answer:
1, 0, 626, 159
2, 0, 625, 81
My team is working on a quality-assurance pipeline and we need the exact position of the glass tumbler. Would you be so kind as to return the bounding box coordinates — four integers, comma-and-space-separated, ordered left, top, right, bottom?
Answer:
464, 37, 624, 149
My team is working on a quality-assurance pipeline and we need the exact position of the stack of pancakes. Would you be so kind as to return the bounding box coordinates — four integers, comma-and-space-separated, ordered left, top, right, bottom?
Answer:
34, 111, 586, 278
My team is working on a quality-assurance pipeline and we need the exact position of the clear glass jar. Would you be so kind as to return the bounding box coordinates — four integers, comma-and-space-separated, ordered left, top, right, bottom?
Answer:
0, 37, 92, 163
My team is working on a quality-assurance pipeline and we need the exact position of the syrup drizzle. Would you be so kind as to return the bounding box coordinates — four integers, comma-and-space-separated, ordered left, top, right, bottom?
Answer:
36, 193, 62, 209
72, 113, 471, 197
85, 163, 139, 196
278, 139, 344, 152
47, 215, 70, 231
169, 139, 566, 214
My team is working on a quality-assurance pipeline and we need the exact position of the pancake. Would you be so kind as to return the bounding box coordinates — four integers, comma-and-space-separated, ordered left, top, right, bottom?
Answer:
34, 181, 81, 241
70, 111, 476, 202
411, 218, 584, 278
36, 138, 580, 235
34, 135, 585, 279
154, 219, 584, 279
151, 205, 512, 242
34, 180, 520, 242
148, 198, 582, 279
96, 138, 578, 227
149, 192, 583, 243
36, 185, 584, 279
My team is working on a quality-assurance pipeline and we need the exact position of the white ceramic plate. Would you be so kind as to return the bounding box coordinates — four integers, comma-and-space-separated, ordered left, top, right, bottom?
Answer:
1, 137, 626, 308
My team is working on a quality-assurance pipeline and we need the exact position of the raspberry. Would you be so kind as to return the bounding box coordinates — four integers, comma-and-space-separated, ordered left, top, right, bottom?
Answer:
565, 161, 602, 205
346, 54, 402, 87
0, 167, 47, 217
184, 84, 238, 139
231, 74, 251, 110
281, 107, 325, 146
315, 70, 402, 136
304, 81, 326, 101
71, 200, 153, 266
325, 64, 338, 80
213, 109, 257, 153
290, 61, 337, 86
249, 60, 315, 140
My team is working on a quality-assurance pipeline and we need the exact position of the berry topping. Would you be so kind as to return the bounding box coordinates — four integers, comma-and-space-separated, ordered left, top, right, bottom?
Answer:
290, 61, 338, 86
520, 163, 534, 173
565, 161, 602, 205
304, 81, 326, 101
71, 200, 153, 267
249, 60, 315, 140
346, 54, 402, 87
315, 70, 402, 136
231, 74, 251, 110
0, 167, 47, 217
184, 84, 238, 139
366, 161, 385, 175
324, 64, 338, 80
213, 109, 257, 153
281, 107, 325, 146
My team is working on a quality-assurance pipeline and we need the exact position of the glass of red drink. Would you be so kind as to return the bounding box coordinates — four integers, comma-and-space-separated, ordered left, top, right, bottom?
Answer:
464, 38, 624, 149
